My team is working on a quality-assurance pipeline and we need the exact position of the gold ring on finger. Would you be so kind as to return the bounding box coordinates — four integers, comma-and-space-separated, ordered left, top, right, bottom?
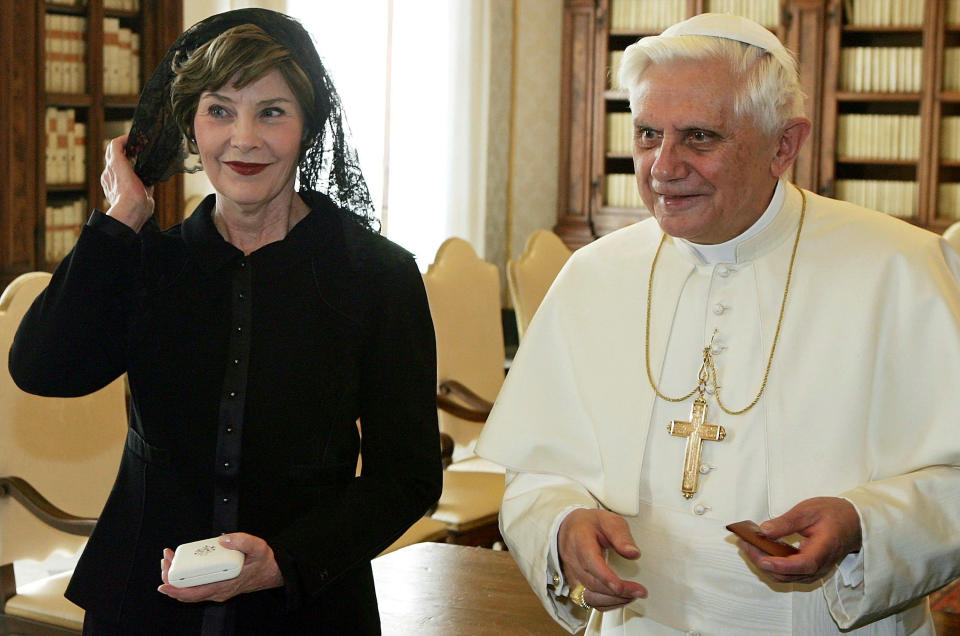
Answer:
570, 583, 591, 609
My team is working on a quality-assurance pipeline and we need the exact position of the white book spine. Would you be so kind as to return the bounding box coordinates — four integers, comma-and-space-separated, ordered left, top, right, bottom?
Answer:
55, 110, 69, 184
72, 122, 86, 183
131, 32, 141, 93
45, 108, 58, 184
118, 28, 132, 94
64, 108, 75, 183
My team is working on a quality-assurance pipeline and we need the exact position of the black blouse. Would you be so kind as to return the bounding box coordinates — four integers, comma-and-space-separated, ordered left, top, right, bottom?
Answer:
9, 192, 441, 635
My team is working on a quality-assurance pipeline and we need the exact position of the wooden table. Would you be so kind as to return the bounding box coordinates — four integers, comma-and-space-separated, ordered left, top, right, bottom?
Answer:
373, 542, 569, 635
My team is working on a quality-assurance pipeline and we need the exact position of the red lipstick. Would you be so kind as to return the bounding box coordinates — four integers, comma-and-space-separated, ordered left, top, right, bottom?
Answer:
225, 161, 268, 175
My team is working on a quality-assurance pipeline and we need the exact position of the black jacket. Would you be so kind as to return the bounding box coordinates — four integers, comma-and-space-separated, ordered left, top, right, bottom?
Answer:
9, 193, 442, 634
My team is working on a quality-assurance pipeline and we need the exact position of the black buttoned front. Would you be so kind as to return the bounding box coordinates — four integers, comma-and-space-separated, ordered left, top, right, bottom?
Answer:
13, 193, 442, 634
204, 256, 252, 635
213, 256, 252, 538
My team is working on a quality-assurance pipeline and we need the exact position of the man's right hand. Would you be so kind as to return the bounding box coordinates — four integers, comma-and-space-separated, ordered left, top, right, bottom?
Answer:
558, 508, 648, 611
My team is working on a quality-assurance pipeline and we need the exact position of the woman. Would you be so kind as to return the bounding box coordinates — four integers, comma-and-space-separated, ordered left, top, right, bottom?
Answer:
9, 9, 441, 635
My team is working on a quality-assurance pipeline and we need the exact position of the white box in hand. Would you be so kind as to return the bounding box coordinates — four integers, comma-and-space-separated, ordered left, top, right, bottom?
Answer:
167, 538, 243, 588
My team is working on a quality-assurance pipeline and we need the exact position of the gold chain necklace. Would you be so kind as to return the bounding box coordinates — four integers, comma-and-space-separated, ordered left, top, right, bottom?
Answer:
644, 186, 806, 416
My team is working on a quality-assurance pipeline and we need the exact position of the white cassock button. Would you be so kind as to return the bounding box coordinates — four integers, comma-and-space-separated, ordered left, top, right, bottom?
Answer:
699, 464, 712, 474
711, 342, 726, 354
713, 303, 726, 315
717, 265, 730, 277
704, 385, 715, 394
693, 504, 707, 515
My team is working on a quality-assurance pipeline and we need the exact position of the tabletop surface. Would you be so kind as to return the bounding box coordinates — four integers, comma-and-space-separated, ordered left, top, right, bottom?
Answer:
372, 542, 570, 635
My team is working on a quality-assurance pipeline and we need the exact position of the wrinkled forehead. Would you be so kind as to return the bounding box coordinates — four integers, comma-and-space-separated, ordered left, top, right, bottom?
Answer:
629, 57, 740, 124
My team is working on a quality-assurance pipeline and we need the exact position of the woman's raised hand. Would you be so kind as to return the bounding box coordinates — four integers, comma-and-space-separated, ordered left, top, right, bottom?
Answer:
101, 134, 155, 231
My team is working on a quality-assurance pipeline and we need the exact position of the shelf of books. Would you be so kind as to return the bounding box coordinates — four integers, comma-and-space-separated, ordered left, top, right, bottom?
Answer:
937, 0, 960, 225
42, 0, 145, 267
822, 0, 960, 229
0, 0, 181, 288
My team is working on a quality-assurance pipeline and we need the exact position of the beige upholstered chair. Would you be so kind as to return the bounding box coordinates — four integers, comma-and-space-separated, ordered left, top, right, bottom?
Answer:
943, 221, 960, 253
507, 230, 572, 340
422, 238, 504, 470
422, 239, 507, 545
0, 272, 127, 634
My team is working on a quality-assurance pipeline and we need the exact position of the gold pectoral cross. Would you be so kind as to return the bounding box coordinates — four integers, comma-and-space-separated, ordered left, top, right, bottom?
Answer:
667, 396, 725, 499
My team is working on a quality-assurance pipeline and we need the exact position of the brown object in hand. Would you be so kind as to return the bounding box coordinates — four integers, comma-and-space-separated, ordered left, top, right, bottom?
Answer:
726, 520, 799, 557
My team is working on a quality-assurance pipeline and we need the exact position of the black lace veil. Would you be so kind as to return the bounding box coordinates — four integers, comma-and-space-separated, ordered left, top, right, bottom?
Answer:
125, 8, 377, 229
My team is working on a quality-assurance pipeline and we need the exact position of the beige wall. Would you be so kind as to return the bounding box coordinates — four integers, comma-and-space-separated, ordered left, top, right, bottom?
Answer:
481, 0, 563, 304
505, 0, 563, 265
481, 0, 514, 284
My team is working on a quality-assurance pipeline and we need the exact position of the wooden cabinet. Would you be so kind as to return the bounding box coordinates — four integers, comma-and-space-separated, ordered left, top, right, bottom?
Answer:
0, 0, 182, 289
557, 0, 960, 248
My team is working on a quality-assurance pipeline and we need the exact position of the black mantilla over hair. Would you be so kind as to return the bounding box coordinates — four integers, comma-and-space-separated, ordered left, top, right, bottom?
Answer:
125, 8, 377, 230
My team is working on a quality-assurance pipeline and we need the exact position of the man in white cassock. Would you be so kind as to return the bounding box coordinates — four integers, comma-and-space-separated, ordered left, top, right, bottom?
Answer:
475, 12, 960, 636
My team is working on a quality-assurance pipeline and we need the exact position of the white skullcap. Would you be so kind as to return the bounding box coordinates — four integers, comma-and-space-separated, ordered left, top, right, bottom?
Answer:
660, 13, 793, 68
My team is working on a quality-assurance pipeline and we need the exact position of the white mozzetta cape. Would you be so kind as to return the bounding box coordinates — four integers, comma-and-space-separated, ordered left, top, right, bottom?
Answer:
476, 185, 960, 635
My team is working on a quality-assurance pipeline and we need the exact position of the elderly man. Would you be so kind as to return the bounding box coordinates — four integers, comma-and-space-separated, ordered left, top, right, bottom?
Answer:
476, 12, 960, 635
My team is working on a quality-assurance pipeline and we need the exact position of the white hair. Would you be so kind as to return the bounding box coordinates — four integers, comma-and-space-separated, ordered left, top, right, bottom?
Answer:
617, 34, 806, 137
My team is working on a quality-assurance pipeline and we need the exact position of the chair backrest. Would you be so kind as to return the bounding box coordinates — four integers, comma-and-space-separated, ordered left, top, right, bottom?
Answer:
422, 239, 504, 461
0, 273, 127, 566
507, 230, 572, 339
944, 221, 960, 253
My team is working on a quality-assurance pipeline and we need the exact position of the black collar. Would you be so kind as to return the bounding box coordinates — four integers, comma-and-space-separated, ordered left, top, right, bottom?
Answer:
179, 191, 367, 323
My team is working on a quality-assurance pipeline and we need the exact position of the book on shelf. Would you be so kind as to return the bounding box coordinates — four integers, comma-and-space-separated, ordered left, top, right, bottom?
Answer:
945, 49, 960, 92
706, 0, 780, 27
103, 18, 141, 96
104, 0, 141, 10
45, 14, 87, 94
842, 0, 924, 27
609, 0, 685, 32
47, 0, 88, 6
839, 47, 922, 92
949, 0, 960, 27
836, 114, 920, 161
943, 117, 960, 162
606, 113, 633, 155
45, 108, 86, 186
941, 184, 960, 220
44, 198, 87, 264
610, 0, 778, 31
835, 179, 918, 218
605, 174, 645, 208
72, 122, 86, 184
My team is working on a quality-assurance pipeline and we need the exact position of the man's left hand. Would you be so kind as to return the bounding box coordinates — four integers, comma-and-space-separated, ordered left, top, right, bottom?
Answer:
158, 533, 284, 603
736, 496, 862, 584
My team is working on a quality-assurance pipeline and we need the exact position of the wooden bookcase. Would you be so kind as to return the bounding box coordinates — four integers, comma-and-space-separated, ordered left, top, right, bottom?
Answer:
819, 0, 960, 231
557, 0, 960, 248
0, 0, 183, 289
